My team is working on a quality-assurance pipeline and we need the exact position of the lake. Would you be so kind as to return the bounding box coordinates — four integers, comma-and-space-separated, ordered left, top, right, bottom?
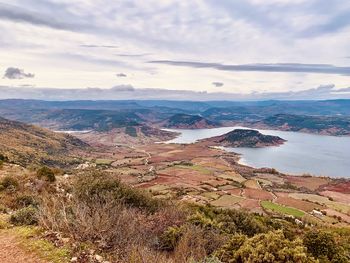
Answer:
165, 127, 350, 178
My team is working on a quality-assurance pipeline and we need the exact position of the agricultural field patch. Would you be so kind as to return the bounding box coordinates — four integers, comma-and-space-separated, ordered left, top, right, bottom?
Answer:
244, 179, 261, 189
289, 193, 350, 214
254, 173, 285, 184
217, 171, 246, 183
320, 191, 350, 203
201, 191, 221, 200
210, 194, 244, 208
284, 175, 329, 191
95, 158, 114, 165
243, 189, 274, 201
276, 197, 323, 212
261, 201, 305, 218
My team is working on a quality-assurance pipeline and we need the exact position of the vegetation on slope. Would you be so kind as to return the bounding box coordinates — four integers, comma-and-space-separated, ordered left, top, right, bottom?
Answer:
259, 114, 350, 135
205, 129, 286, 147
1, 167, 349, 262
0, 116, 89, 166
163, 114, 218, 129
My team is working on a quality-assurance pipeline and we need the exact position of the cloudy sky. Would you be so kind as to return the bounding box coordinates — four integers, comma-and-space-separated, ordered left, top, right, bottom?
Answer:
0, 0, 350, 100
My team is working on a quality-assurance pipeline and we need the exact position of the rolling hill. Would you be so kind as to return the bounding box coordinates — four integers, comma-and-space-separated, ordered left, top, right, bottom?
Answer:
162, 114, 218, 129
0, 116, 89, 166
203, 129, 286, 147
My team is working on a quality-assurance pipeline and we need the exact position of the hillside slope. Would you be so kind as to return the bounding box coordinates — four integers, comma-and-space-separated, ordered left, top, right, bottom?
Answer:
0, 116, 89, 166
162, 113, 218, 129
256, 114, 350, 136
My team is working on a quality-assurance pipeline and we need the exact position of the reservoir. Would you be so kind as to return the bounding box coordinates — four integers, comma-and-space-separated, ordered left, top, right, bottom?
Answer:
165, 127, 350, 178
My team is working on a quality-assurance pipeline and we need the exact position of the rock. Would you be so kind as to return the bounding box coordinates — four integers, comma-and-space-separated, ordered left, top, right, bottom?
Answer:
71, 257, 78, 262
62, 237, 70, 243
95, 254, 103, 262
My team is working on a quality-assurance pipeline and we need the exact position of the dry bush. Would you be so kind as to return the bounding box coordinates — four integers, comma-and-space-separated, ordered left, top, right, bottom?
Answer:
127, 245, 174, 263
37, 171, 186, 259
38, 194, 151, 255
174, 225, 227, 263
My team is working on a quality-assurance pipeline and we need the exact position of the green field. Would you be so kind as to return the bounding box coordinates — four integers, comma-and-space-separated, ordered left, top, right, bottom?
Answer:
95, 159, 114, 165
177, 164, 212, 175
261, 201, 305, 218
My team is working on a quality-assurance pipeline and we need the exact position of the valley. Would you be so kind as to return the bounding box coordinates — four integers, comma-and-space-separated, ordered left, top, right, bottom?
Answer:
1, 100, 350, 262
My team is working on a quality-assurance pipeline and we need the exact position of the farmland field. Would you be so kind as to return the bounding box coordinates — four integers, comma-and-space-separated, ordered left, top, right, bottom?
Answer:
261, 201, 305, 217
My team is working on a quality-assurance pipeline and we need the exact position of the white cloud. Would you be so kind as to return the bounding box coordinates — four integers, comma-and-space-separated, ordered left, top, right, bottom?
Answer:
0, 0, 349, 97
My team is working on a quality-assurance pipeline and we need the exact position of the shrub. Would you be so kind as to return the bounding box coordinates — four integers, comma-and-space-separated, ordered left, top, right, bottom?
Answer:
0, 176, 19, 191
15, 195, 39, 209
159, 226, 183, 251
74, 171, 161, 213
188, 205, 269, 237
10, 206, 38, 225
0, 153, 7, 162
215, 234, 247, 261
173, 225, 225, 263
37, 166, 56, 182
303, 230, 349, 262
219, 230, 315, 263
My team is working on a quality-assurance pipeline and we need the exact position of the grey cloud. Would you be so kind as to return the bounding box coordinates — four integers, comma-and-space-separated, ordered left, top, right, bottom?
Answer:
3, 67, 35, 79
116, 53, 152, 58
116, 73, 127, 77
212, 82, 224, 87
0, 84, 349, 101
0, 3, 82, 31
80, 44, 119, 49
149, 61, 350, 76
111, 85, 135, 91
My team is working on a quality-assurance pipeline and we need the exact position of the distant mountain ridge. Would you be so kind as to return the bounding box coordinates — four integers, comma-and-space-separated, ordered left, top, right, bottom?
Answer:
0, 99, 350, 136
254, 114, 350, 136
162, 114, 218, 129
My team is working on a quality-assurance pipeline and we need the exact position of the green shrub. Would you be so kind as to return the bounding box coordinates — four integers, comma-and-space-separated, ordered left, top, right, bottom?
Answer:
217, 230, 315, 263
37, 166, 56, 182
0, 176, 19, 191
74, 171, 162, 213
10, 206, 38, 225
159, 226, 183, 251
15, 195, 39, 208
0, 153, 7, 162
214, 234, 247, 262
303, 230, 349, 262
188, 205, 269, 236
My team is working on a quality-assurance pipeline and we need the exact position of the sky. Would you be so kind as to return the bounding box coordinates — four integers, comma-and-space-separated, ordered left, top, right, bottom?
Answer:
0, 0, 350, 100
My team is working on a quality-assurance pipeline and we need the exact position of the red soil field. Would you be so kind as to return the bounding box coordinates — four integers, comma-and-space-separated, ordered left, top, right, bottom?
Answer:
276, 197, 323, 212
242, 188, 274, 201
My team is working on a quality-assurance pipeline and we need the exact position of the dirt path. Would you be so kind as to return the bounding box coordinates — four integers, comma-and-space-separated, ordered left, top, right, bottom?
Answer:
0, 230, 47, 263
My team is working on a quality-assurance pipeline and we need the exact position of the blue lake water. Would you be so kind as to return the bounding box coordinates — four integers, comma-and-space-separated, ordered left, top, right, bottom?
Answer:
165, 127, 350, 178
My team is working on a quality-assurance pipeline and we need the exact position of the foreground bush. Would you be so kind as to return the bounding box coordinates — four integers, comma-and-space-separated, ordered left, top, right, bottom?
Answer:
38, 171, 185, 259
216, 230, 315, 263
303, 230, 350, 262
74, 171, 162, 212
10, 206, 38, 225
37, 166, 56, 182
0, 176, 19, 191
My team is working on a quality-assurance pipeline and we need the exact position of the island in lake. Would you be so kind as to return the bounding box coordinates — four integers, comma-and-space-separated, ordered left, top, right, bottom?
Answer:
202, 129, 286, 148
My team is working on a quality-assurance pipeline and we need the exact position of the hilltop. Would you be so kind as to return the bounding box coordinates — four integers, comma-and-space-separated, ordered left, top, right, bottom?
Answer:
203, 129, 286, 147
0, 116, 89, 166
162, 113, 218, 129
